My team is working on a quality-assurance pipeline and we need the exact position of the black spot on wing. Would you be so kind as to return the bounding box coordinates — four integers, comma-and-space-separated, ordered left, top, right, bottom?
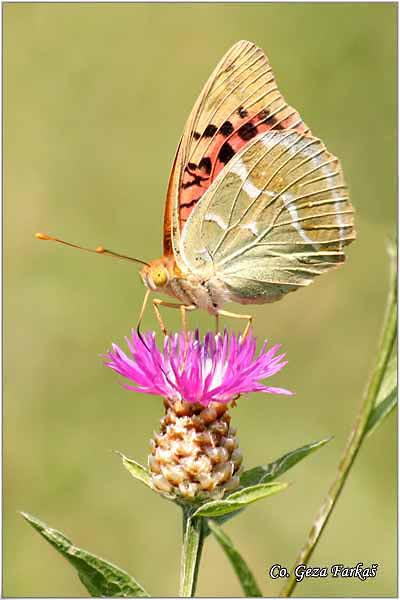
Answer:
220, 120, 234, 137
193, 131, 201, 140
203, 124, 218, 137
257, 108, 270, 121
238, 122, 258, 141
180, 197, 200, 209
238, 106, 248, 118
271, 118, 285, 130
199, 156, 212, 174
182, 179, 197, 190
218, 142, 235, 165
182, 173, 208, 189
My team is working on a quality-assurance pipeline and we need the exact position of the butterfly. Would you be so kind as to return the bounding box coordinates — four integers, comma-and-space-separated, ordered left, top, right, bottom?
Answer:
37, 40, 356, 336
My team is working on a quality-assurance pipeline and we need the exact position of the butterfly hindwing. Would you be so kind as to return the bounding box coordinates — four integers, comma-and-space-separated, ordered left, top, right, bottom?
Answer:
179, 130, 355, 303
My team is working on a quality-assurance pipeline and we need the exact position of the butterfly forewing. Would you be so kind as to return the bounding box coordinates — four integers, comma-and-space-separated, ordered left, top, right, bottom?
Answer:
180, 130, 355, 303
164, 40, 311, 261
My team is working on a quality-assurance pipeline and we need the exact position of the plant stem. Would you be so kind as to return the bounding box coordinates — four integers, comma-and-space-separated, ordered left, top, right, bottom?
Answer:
179, 506, 205, 597
280, 264, 397, 598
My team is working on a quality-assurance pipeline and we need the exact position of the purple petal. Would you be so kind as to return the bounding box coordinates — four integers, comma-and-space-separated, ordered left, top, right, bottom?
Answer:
103, 328, 293, 405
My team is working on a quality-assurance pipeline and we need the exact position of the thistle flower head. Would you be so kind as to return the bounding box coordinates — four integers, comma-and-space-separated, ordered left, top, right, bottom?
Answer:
104, 329, 292, 406
105, 329, 292, 502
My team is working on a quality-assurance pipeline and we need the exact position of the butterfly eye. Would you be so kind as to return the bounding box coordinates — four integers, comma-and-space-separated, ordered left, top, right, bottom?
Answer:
153, 268, 168, 287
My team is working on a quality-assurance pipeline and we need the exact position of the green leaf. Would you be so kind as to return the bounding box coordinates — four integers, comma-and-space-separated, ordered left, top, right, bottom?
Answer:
116, 451, 153, 489
208, 521, 262, 597
209, 507, 245, 529
193, 482, 287, 518
207, 439, 330, 529
365, 349, 397, 436
21, 512, 149, 597
240, 438, 331, 488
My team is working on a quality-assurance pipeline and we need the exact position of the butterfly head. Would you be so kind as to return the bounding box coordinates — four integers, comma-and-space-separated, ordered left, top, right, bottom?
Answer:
140, 257, 176, 292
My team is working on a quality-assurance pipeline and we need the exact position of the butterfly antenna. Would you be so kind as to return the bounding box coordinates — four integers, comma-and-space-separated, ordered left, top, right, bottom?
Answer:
35, 232, 150, 267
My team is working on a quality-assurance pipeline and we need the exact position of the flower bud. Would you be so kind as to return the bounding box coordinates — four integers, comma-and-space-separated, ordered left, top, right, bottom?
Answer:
148, 399, 242, 501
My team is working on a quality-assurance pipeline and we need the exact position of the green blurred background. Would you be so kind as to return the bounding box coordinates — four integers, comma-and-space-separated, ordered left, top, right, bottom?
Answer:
4, 3, 397, 597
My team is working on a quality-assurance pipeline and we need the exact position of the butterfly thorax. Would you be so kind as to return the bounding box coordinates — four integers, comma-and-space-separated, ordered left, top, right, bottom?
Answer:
140, 256, 228, 315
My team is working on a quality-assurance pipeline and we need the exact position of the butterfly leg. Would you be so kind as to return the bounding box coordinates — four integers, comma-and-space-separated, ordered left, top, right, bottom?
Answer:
215, 313, 220, 334
136, 289, 151, 346
152, 298, 196, 336
216, 309, 253, 339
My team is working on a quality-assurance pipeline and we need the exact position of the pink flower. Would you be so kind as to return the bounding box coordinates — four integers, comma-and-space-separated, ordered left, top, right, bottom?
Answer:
104, 330, 292, 407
